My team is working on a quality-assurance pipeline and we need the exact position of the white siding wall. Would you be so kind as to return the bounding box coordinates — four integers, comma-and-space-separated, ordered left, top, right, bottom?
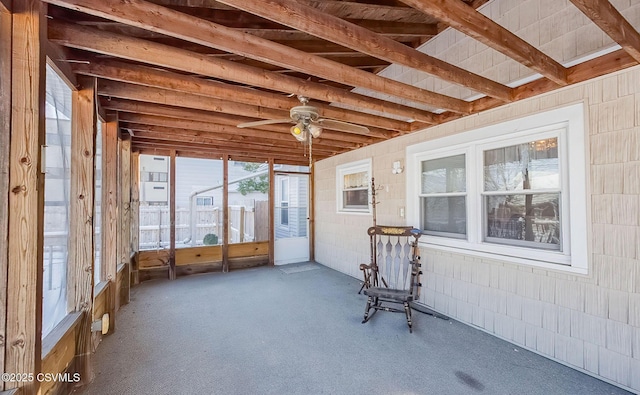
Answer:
315, 64, 640, 392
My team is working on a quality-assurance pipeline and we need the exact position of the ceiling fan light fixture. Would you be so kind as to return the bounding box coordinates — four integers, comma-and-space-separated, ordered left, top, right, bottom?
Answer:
309, 124, 322, 138
290, 123, 306, 142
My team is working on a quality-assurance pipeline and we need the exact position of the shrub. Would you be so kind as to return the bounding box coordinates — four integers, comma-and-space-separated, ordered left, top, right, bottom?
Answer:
203, 234, 219, 245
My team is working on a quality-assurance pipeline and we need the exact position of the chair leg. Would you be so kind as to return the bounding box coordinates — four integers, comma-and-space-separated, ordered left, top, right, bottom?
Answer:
362, 296, 373, 323
404, 302, 413, 333
358, 265, 371, 294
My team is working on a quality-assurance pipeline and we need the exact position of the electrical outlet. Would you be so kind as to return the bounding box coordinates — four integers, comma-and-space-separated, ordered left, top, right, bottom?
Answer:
399, 206, 405, 218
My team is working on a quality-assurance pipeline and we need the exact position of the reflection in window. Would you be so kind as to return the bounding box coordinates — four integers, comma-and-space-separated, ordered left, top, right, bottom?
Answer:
420, 154, 467, 237
483, 139, 560, 250
43, 65, 72, 338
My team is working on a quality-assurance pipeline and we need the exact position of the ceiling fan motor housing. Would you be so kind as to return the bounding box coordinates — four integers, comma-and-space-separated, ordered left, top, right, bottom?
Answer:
290, 105, 320, 123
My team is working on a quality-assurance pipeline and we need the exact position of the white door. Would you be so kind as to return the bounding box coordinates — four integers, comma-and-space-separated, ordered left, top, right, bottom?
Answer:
274, 174, 309, 265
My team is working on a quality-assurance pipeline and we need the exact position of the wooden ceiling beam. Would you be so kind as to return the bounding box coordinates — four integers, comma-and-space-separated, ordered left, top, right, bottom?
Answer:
118, 113, 365, 148
48, 22, 435, 123
72, 58, 428, 130
102, 98, 382, 145
398, 0, 568, 86
127, 126, 361, 151
134, 146, 311, 166
126, 128, 341, 156
97, 80, 394, 139
131, 138, 330, 161
98, 79, 290, 119
569, 0, 640, 63
44, 0, 470, 113
216, 0, 512, 102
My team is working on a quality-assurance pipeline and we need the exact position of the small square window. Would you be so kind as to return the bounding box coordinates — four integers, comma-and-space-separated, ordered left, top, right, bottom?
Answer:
336, 159, 371, 214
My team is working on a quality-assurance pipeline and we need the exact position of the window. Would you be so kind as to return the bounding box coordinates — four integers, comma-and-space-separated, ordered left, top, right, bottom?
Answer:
196, 196, 213, 206
407, 104, 588, 273
336, 158, 371, 213
420, 154, 466, 238
483, 138, 560, 250
280, 178, 289, 226
43, 64, 72, 338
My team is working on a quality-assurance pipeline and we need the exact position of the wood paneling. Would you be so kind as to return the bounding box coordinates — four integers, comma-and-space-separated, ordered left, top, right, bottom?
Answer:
138, 250, 171, 269
116, 263, 130, 308
67, 76, 97, 384
40, 313, 81, 395
175, 245, 223, 266
0, 2, 11, 386
5, 2, 45, 392
228, 242, 269, 258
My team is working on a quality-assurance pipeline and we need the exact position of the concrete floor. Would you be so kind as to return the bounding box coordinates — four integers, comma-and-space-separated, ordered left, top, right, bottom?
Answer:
76, 263, 631, 395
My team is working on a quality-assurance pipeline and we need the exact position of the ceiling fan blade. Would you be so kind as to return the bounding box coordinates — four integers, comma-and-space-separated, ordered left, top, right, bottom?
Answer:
317, 118, 370, 134
237, 118, 292, 128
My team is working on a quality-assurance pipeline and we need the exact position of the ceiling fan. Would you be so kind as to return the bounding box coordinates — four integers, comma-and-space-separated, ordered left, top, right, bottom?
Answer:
236, 96, 370, 143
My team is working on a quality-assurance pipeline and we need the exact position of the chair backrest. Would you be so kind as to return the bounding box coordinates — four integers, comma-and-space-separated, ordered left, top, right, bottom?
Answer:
368, 226, 421, 294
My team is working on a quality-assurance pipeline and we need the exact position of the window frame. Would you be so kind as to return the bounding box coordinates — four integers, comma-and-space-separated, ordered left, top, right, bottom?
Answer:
336, 158, 372, 214
406, 104, 589, 273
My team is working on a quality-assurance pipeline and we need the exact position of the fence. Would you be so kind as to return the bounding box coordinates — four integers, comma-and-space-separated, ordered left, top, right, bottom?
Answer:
139, 202, 268, 250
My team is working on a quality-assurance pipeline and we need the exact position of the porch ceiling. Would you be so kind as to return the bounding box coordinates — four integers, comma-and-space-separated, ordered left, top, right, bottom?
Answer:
43, 0, 640, 165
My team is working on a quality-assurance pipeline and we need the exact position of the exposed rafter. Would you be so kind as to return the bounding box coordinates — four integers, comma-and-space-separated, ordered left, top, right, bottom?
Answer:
43, 0, 470, 113
48, 21, 437, 123
570, 0, 640, 63
216, 0, 513, 101
397, 0, 568, 86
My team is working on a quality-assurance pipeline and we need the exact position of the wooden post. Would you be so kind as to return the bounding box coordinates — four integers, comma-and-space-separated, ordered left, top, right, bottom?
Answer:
268, 159, 275, 266
169, 149, 176, 280
222, 156, 229, 272
119, 133, 131, 302
309, 163, 315, 262
239, 206, 245, 243
0, 1, 12, 387
130, 151, 140, 284
102, 116, 118, 330
67, 76, 97, 385
5, 1, 45, 392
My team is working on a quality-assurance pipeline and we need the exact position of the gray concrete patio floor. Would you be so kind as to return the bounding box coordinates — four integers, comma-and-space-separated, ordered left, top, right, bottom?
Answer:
76, 262, 631, 395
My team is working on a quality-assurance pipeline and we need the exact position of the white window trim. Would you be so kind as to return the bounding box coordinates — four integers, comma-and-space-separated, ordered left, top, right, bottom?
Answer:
279, 177, 289, 227
406, 103, 589, 274
336, 158, 372, 214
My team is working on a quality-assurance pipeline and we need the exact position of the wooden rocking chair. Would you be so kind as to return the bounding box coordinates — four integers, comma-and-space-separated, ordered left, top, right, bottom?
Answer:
362, 226, 422, 332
